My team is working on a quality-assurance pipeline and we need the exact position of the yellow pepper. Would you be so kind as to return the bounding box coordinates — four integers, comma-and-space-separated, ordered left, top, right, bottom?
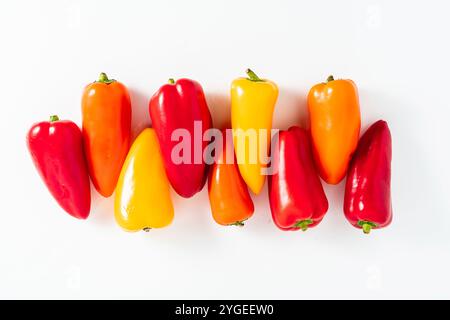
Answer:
231, 69, 278, 194
114, 128, 174, 231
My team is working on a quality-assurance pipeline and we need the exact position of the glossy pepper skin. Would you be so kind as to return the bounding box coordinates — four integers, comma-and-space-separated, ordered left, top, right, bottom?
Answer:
344, 120, 392, 234
149, 78, 212, 198
308, 75, 361, 184
27, 116, 91, 219
268, 127, 328, 231
208, 130, 254, 226
82, 72, 131, 197
231, 69, 278, 195
115, 128, 174, 231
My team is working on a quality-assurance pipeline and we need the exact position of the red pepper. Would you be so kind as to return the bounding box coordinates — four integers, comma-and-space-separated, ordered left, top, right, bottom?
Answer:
149, 78, 212, 198
26, 115, 91, 219
344, 120, 393, 234
268, 126, 328, 231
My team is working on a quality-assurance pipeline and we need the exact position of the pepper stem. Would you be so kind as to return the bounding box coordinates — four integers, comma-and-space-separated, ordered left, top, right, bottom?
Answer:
49, 115, 59, 122
246, 68, 263, 82
357, 221, 378, 235
362, 223, 372, 234
168, 78, 175, 84
143, 227, 151, 232
230, 220, 245, 227
97, 72, 116, 84
293, 219, 313, 231
327, 75, 335, 82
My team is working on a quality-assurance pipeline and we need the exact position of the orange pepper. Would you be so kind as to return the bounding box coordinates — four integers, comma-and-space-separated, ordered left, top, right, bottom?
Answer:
82, 72, 132, 197
307, 75, 361, 184
208, 130, 254, 226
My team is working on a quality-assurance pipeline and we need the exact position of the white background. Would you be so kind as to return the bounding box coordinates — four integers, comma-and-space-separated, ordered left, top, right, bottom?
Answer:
1, 0, 449, 299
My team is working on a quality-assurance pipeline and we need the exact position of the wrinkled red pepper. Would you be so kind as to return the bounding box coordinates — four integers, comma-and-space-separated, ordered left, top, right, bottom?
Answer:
149, 78, 212, 198
344, 120, 393, 234
27, 115, 91, 219
269, 126, 328, 231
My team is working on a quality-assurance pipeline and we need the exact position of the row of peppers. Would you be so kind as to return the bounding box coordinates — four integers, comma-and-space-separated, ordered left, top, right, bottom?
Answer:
27, 70, 392, 234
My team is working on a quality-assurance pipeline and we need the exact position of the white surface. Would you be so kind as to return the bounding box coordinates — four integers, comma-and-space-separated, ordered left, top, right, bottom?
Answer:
1, 0, 449, 299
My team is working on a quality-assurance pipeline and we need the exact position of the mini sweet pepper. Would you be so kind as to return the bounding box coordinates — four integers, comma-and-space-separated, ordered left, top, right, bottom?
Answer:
208, 130, 254, 226
27, 115, 91, 219
231, 69, 278, 194
268, 127, 328, 231
82, 72, 132, 197
308, 75, 361, 184
149, 78, 212, 198
344, 120, 393, 234
114, 128, 174, 231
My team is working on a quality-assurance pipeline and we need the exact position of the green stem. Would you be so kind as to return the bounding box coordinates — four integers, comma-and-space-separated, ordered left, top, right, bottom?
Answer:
293, 219, 313, 232
246, 68, 263, 82
49, 115, 59, 122
326, 75, 335, 82
230, 220, 245, 227
362, 224, 372, 234
168, 78, 175, 84
97, 72, 116, 84
357, 221, 378, 235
